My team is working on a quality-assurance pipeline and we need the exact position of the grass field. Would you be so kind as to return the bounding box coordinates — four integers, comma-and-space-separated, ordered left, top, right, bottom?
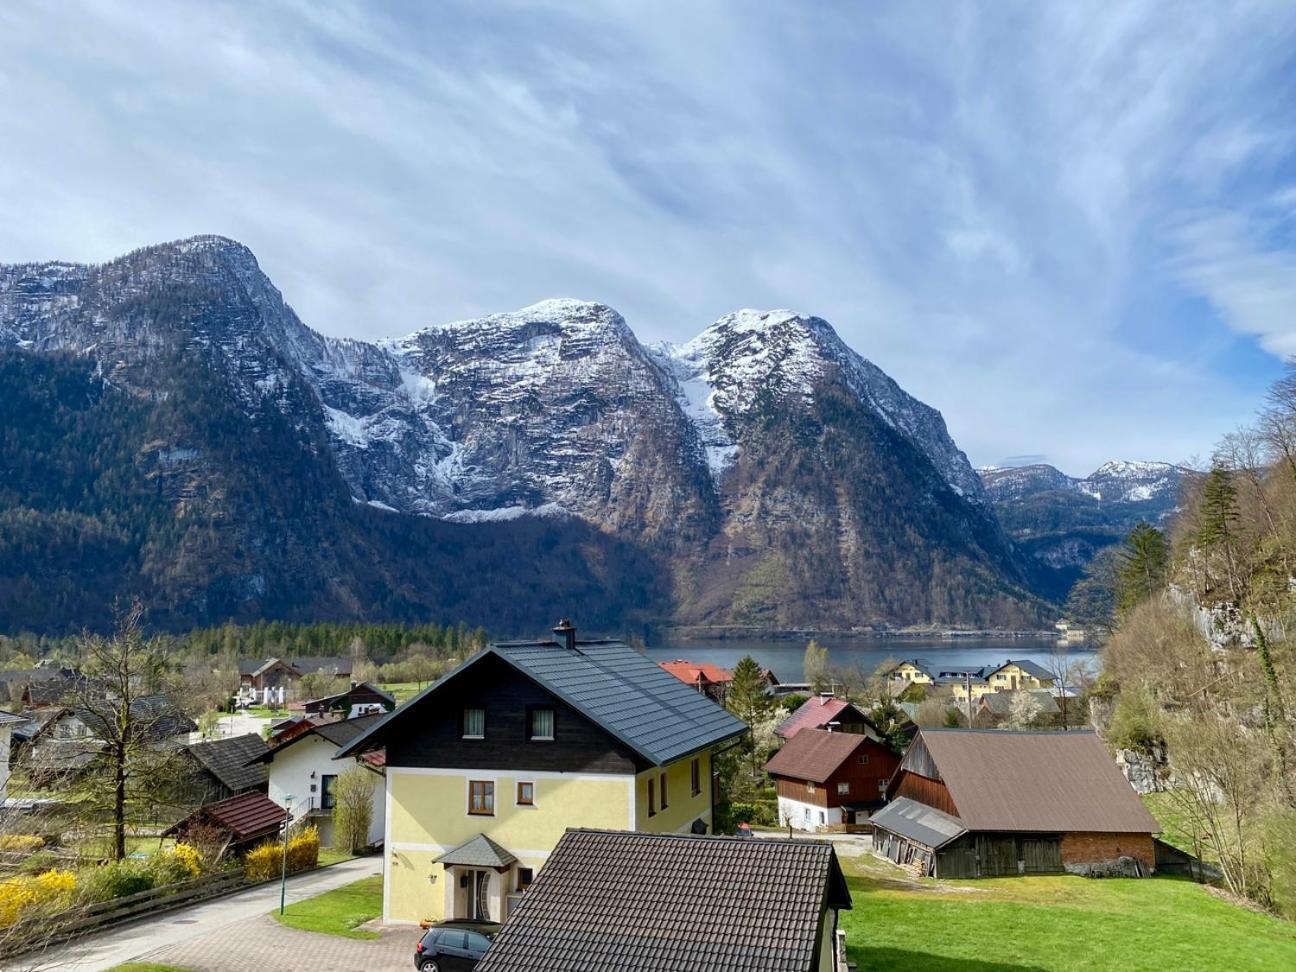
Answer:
839, 846, 1295, 971
273, 875, 383, 939
106, 965, 193, 972
378, 681, 432, 704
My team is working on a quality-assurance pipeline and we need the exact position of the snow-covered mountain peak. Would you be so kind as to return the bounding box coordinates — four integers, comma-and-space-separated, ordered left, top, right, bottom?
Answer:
1089, 459, 1178, 479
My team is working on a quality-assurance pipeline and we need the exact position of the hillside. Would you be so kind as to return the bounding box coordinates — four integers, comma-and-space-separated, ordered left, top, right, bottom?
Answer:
0, 236, 1046, 633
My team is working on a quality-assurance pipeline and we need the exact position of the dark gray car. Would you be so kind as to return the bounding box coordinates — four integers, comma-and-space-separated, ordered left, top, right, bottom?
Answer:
414, 920, 501, 971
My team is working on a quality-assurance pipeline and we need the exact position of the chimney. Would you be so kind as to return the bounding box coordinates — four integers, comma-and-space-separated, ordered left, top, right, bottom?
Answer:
553, 618, 577, 651
819, 691, 834, 705
826, 721, 840, 733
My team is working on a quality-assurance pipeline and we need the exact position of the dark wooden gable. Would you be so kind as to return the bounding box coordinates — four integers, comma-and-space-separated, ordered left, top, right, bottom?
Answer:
384, 652, 639, 775
890, 731, 960, 817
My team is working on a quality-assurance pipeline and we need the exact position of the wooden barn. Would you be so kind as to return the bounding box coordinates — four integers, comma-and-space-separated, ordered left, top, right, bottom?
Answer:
871, 729, 1159, 878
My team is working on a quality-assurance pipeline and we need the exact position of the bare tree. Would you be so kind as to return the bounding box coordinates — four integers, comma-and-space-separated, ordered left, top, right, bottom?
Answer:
331, 766, 376, 854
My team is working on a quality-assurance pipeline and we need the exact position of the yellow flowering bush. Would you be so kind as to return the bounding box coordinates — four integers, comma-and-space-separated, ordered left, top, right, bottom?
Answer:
0, 869, 77, 928
287, 825, 320, 872
171, 842, 204, 878
0, 835, 45, 853
243, 825, 320, 882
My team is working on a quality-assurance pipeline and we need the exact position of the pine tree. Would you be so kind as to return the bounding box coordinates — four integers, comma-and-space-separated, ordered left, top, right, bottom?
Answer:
726, 655, 772, 727
1197, 465, 1240, 596
1116, 523, 1168, 615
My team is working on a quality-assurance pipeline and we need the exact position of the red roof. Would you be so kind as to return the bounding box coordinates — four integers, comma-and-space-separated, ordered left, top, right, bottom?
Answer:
764, 728, 873, 783
165, 791, 288, 843
658, 659, 734, 687
775, 696, 872, 739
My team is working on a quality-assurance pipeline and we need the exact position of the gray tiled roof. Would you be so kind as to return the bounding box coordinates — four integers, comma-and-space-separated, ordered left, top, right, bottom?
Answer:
436, 834, 518, 869
185, 733, 269, 793
338, 640, 748, 767
869, 796, 967, 849
992, 658, 1055, 681
476, 829, 851, 972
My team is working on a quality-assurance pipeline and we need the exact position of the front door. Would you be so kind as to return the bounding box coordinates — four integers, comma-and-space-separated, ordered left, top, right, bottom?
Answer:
470, 869, 491, 921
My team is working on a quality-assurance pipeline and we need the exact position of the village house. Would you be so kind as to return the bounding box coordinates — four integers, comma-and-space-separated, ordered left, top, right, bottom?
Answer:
237, 656, 353, 703
976, 689, 1060, 727
475, 828, 853, 972
870, 729, 1160, 878
252, 713, 386, 849
885, 659, 933, 685
985, 659, 1055, 692
336, 620, 748, 925
0, 710, 23, 800
177, 733, 269, 805
764, 728, 900, 831
164, 790, 288, 855
302, 681, 395, 719
775, 694, 881, 741
657, 659, 734, 701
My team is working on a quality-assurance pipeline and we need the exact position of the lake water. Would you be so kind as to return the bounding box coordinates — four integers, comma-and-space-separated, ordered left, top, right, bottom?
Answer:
644, 635, 1098, 684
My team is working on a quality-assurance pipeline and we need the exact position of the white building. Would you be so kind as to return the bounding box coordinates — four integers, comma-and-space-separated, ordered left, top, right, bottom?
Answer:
0, 711, 24, 801
256, 714, 386, 848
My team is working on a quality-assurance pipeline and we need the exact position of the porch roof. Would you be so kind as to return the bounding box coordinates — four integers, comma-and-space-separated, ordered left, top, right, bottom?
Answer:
436, 833, 517, 870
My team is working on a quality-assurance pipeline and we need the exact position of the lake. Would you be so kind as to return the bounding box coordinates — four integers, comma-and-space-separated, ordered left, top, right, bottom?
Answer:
643, 635, 1098, 684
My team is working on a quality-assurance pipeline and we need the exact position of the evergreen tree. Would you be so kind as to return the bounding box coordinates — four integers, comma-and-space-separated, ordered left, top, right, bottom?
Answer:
726, 655, 772, 726
1116, 523, 1168, 615
1197, 465, 1241, 597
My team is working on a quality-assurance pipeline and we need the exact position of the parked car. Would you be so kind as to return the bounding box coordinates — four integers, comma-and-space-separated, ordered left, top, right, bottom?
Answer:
414, 920, 501, 971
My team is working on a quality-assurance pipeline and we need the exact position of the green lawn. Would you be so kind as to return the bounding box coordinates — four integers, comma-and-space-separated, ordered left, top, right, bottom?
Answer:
840, 852, 1296, 971
273, 875, 382, 939
1141, 791, 1217, 862
317, 846, 357, 867
106, 965, 194, 972
378, 681, 431, 704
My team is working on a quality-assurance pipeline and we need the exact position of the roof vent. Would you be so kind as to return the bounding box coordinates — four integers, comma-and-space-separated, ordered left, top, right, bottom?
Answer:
826, 720, 840, 732
819, 692, 835, 704
553, 618, 577, 651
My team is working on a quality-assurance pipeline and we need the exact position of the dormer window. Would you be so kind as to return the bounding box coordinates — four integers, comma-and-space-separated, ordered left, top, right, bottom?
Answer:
463, 707, 485, 739
530, 708, 555, 741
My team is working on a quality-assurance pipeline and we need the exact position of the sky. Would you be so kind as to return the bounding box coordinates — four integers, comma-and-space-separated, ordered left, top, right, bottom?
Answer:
2, 1, 1296, 476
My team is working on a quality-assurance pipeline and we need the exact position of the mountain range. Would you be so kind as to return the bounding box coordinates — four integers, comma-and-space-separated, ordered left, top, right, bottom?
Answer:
0, 235, 1165, 634
979, 460, 1193, 597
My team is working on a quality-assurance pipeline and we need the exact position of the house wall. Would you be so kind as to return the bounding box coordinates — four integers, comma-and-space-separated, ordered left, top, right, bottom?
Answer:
1061, 832, 1155, 873
0, 725, 10, 801
778, 794, 839, 831
774, 777, 828, 808
633, 751, 712, 833
385, 766, 633, 924
824, 741, 900, 808
384, 656, 639, 775
268, 735, 385, 848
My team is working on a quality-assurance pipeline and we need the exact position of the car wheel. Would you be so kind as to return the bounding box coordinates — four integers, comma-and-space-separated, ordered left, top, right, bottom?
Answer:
419, 961, 440, 972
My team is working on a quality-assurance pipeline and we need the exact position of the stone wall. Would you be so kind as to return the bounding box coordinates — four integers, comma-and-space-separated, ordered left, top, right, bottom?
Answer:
1061, 831, 1154, 875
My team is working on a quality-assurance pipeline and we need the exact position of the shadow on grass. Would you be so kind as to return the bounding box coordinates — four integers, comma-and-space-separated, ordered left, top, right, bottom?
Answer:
851, 947, 1047, 971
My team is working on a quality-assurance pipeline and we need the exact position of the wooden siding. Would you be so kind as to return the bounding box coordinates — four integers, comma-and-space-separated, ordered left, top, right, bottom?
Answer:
896, 733, 940, 780
385, 654, 639, 774
892, 770, 958, 816
775, 778, 828, 808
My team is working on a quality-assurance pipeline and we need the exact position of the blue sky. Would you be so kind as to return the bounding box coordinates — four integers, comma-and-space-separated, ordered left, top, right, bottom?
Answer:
2, 0, 1295, 475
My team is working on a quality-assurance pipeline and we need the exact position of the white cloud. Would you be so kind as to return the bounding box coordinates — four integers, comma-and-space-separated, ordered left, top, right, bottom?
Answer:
0, 0, 1293, 474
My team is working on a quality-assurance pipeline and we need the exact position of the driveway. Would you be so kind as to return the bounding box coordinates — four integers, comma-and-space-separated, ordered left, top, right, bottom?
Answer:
7, 857, 388, 972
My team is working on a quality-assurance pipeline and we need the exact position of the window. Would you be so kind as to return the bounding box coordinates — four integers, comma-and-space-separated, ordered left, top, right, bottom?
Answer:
807, 781, 815, 793
469, 780, 495, 815
819, 811, 826, 825
438, 930, 466, 949
660, 772, 669, 809
878, 779, 888, 793
857, 754, 869, 765
517, 781, 535, 806
516, 867, 534, 891
320, 774, 338, 810
690, 757, 701, 796
837, 781, 850, 796
466, 931, 493, 952
463, 707, 485, 739
529, 708, 555, 741
647, 777, 656, 816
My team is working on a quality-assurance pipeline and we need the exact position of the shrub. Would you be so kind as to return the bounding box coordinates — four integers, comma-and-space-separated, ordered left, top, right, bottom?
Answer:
332, 768, 376, 854
147, 843, 204, 886
17, 850, 61, 876
0, 835, 45, 853
87, 861, 154, 901
244, 825, 320, 882
0, 869, 77, 927
171, 843, 205, 878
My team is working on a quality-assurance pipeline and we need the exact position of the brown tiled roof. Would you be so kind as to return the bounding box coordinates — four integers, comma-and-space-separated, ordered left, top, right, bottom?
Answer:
165, 791, 287, 842
906, 729, 1160, 834
774, 696, 875, 739
476, 829, 850, 972
764, 728, 870, 783
658, 660, 734, 687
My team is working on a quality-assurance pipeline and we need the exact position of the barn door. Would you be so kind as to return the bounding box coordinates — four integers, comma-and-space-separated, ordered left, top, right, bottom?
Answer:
1021, 838, 1062, 873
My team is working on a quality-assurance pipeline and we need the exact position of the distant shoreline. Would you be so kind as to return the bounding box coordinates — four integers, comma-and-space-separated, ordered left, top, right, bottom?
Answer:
655, 625, 1070, 643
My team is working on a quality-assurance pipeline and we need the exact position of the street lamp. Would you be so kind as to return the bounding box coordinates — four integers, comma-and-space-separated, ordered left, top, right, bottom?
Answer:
279, 794, 295, 916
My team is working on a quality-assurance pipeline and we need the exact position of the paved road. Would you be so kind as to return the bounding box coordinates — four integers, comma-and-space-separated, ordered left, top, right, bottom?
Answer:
7, 857, 385, 972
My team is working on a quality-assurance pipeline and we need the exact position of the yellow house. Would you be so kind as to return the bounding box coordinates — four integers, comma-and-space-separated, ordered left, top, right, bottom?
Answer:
947, 678, 996, 702
985, 659, 1055, 692
886, 659, 933, 685
337, 621, 748, 925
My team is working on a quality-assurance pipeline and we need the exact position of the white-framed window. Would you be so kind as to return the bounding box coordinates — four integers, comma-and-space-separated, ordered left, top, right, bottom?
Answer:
463, 707, 486, 739
837, 782, 850, 796
529, 708, 555, 741
807, 781, 815, 793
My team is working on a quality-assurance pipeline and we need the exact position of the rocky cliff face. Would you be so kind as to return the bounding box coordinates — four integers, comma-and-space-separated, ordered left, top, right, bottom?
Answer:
0, 236, 1046, 632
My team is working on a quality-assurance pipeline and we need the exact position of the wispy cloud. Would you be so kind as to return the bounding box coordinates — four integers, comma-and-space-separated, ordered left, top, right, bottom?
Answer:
1, 0, 1294, 475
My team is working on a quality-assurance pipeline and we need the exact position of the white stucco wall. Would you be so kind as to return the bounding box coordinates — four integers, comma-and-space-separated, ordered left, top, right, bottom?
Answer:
267, 734, 385, 847
777, 795, 839, 831
0, 725, 11, 801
